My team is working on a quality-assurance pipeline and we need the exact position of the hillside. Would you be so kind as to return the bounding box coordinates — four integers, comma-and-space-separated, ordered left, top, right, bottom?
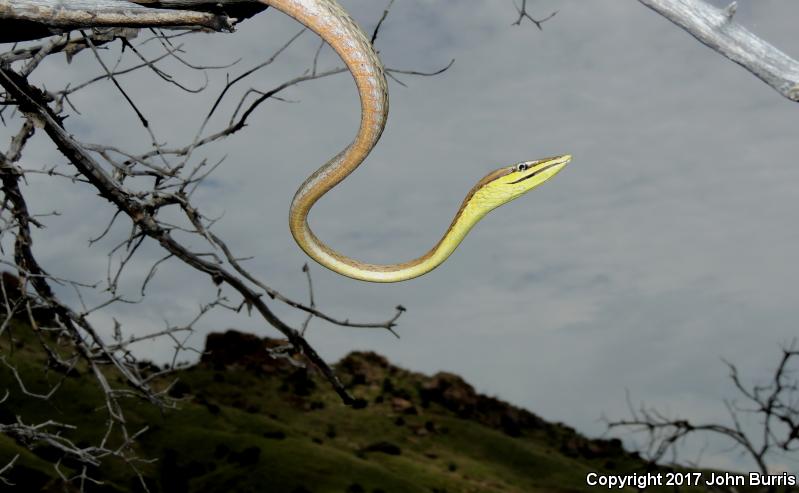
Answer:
1, 321, 677, 492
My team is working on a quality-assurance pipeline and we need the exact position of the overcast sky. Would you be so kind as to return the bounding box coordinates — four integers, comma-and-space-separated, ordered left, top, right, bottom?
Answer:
4, 0, 799, 474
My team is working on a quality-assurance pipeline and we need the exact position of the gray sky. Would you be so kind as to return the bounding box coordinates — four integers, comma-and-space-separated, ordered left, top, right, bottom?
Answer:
5, 0, 799, 474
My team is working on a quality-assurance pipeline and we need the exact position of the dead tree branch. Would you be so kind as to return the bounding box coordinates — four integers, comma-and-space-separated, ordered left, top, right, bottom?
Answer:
608, 342, 799, 487
0, 2, 450, 487
640, 0, 799, 102
1, 56, 358, 403
0, 0, 268, 42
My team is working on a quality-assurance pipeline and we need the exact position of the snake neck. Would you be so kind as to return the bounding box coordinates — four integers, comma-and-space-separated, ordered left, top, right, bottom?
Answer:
267, 0, 474, 282
298, 185, 493, 283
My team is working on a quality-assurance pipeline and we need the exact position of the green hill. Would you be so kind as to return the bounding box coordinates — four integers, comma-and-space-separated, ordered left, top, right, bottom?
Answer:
1, 319, 678, 492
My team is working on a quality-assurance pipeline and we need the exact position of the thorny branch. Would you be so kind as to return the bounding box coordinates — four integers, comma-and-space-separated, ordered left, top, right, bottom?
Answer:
0, 2, 450, 487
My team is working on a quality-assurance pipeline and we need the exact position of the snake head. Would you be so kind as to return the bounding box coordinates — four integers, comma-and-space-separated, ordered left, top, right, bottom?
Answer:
504, 154, 572, 189
490, 154, 571, 198
503, 154, 571, 197
466, 154, 571, 216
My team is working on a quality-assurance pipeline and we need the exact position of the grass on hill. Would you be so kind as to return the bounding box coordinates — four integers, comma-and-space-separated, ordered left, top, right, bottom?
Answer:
0, 320, 705, 493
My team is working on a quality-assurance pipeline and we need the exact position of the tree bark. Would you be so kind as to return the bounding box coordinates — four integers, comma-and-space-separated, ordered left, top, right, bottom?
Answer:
0, 0, 267, 42
640, 0, 799, 102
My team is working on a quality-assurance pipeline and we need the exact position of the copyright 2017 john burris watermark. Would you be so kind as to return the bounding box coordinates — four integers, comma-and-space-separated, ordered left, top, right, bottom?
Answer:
586, 471, 797, 489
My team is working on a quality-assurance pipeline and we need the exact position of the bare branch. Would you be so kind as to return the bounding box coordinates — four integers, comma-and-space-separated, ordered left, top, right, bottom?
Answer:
640, 0, 799, 102
370, 0, 396, 45
0, 7, 442, 486
0, 454, 18, 486
609, 342, 799, 476
0, 0, 253, 42
0, 63, 358, 404
1, 356, 62, 399
511, 0, 557, 29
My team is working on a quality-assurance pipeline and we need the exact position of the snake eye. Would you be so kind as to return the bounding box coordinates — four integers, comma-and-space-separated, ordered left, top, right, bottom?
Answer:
517, 163, 528, 172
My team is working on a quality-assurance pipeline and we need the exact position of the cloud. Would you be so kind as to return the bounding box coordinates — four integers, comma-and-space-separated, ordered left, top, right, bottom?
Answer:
3, 0, 798, 473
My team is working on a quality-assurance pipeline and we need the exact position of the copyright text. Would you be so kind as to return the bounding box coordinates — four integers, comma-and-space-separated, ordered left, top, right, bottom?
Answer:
586, 471, 797, 489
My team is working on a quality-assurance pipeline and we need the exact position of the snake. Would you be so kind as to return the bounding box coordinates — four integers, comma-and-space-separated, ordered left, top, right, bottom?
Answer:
262, 0, 571, 282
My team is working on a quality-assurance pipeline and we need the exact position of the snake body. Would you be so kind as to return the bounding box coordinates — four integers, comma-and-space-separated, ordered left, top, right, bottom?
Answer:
263, 0, 570, 282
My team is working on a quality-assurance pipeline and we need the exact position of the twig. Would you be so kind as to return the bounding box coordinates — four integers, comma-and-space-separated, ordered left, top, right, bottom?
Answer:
608, 342, 799, 475
371, 0, 396, 45
511, 0, 557, 29
0, 64, 357, 404
0, 454, 18, 486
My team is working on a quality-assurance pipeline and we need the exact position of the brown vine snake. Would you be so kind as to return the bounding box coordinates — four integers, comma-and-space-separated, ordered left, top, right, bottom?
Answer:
262, 0, 571, 282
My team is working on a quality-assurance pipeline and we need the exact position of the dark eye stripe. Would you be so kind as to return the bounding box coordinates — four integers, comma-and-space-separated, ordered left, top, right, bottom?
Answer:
508, 161, 561, 185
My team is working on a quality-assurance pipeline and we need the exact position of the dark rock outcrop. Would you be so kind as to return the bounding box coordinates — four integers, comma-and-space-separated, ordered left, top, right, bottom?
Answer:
200, 330, 308, 375
420, 372, 546, 437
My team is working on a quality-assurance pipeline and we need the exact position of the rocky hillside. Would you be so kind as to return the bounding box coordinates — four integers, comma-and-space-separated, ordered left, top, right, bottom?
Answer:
1, 325, 676, 492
